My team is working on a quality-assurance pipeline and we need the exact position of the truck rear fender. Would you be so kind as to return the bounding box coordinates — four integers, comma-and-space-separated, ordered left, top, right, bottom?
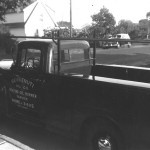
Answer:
79, 115, 124, 142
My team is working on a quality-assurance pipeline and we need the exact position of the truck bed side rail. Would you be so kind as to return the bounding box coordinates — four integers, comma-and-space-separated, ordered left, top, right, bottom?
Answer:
91, 64, 150, 83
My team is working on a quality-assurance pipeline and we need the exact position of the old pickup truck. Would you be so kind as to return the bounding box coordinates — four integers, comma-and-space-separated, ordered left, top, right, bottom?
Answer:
0, 38, 150, 150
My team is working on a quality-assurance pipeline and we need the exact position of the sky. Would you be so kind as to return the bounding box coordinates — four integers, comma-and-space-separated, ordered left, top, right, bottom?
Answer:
45, 0, 150, 28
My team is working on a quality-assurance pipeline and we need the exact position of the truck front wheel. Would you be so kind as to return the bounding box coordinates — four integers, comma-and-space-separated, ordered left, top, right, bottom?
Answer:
81, 120, 125, 150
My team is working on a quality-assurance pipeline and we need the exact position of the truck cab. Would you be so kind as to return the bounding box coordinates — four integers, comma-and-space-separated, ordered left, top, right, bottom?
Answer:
1, 39, 92, 125
13, 39, 91, 75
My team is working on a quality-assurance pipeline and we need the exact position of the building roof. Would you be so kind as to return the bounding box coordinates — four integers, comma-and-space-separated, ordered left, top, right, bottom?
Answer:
23, 1, 57, 27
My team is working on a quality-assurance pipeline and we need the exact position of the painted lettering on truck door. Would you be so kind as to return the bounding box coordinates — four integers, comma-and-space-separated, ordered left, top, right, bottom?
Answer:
9, 76, 36, 110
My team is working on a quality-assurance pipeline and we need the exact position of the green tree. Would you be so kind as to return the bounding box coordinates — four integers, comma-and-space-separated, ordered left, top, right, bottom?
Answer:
0, 24, 17, 54
0, 0, 34, 21
146, 12, 150, 19
117, 20, 136, 33
138, 19, 148, 39
91, 6, 116, 38
57, 21, 73, 29
57, 21, 78, 37
129, 29, 140, 40
116, 20, 140, 39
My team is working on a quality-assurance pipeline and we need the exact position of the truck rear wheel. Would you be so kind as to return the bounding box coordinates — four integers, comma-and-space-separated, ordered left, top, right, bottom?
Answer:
81, 119, 125, 150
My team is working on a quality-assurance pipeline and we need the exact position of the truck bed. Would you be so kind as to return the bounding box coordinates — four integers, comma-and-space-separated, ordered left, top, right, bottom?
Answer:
91, 64, 150, 83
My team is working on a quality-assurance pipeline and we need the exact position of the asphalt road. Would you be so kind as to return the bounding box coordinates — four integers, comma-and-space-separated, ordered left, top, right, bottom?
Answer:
1, 44, 150, 150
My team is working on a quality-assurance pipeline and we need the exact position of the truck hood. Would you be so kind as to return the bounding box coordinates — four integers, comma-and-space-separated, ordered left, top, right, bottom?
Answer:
0, 59, 13, 70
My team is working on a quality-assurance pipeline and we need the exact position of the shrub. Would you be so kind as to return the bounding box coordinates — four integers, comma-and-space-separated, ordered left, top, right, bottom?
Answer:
0, 32, 16, 54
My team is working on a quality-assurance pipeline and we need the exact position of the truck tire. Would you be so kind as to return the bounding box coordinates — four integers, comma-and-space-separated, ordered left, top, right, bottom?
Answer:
81, 119, 125, 150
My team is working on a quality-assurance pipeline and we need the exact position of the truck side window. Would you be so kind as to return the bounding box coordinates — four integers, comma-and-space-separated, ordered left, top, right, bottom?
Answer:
62, 49, 70, 62
69, 48, 88, 61
53, 49, 70, 63
53, 48, 89, 64
51, 47, 91, 75
20, 48, 41, 70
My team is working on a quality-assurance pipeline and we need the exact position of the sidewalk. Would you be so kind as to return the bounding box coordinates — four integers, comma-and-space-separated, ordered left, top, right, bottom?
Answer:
0, 134, 34, 150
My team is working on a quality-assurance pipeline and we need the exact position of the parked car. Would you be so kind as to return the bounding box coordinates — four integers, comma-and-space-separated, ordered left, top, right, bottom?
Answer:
102, 35, 120, 49
102, 33, 131, 49
116, 33, 131, 48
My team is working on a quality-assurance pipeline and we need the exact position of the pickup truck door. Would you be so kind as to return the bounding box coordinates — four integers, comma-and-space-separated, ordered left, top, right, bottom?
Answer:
8, 46, 45, 120
8, 44, 72, 132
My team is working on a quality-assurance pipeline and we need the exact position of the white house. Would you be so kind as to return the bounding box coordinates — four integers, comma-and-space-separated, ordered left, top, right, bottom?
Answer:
24, 0, 57, 36
1, 0, 57, 37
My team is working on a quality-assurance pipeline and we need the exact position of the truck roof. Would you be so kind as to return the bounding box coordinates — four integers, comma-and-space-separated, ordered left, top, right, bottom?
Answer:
19, 39, 90, 50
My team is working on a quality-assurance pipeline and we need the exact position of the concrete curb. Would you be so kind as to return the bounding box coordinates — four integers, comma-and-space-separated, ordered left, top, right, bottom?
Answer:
0, 134, 35, 150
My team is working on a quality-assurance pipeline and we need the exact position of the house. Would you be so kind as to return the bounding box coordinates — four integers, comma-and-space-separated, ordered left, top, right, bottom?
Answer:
1, 0, 57, 37
1, 12, 25, 36
24, 0, 57, 37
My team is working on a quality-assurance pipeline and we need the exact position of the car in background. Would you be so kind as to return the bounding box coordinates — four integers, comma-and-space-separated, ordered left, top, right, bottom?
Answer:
102, 35, 120, 49
116, 33, 131, 48
102, 33, 131, 49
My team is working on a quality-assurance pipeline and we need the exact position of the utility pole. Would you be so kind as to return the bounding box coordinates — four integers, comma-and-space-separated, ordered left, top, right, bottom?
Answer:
70, 0, 72, 37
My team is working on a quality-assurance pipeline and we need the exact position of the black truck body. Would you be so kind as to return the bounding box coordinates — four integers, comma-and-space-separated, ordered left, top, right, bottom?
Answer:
0, 39, 150, 150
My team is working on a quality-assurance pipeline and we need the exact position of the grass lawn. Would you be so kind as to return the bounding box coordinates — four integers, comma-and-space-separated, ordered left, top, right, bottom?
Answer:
95, 45, 150, 67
